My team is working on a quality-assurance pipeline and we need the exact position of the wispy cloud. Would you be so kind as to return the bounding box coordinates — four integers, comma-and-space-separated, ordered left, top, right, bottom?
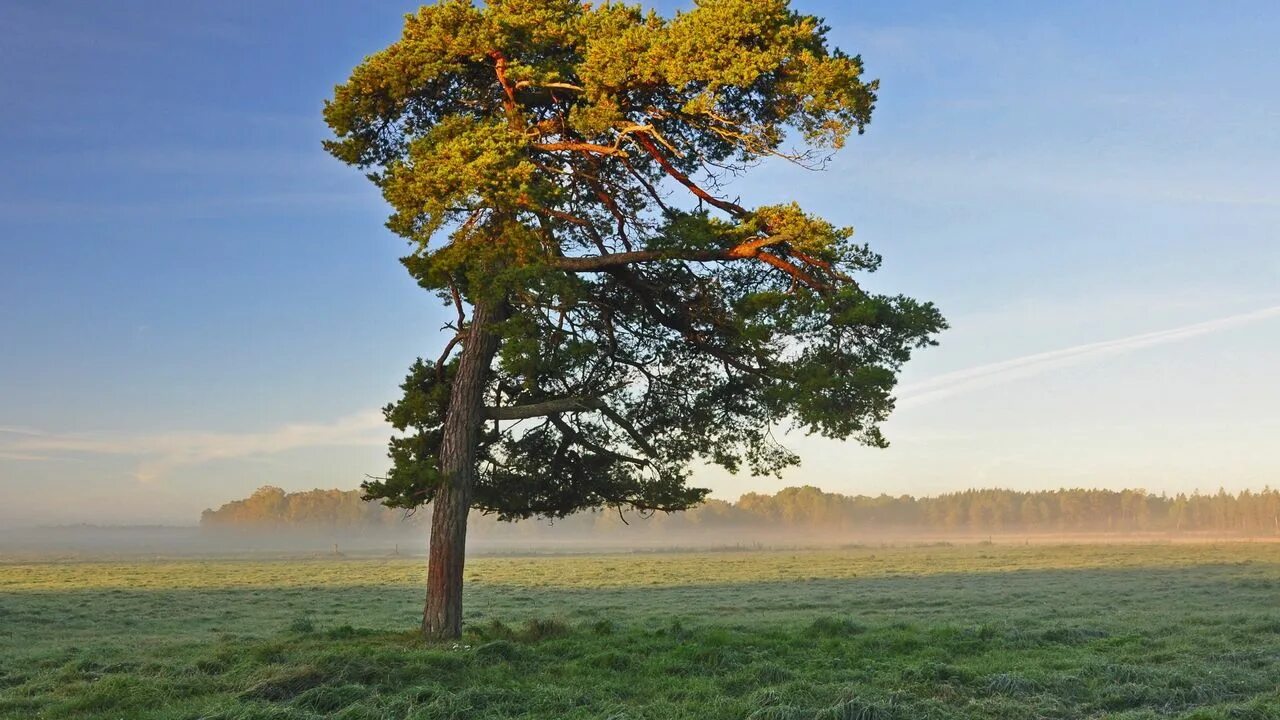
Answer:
0, 191, 376, 223
0, 426, 45, 437
898, 304, 1280, 408
0, 451, 51, 461
0, 409, 387, 483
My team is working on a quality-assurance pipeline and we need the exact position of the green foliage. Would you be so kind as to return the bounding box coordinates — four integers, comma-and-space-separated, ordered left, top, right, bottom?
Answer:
326, 0, 944, 522
381, 115, 538, 241
5, 544, 1280, 718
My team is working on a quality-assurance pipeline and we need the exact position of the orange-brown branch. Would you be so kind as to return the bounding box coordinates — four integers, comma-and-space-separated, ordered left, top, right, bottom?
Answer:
488, 50, 518, 118
633, 133, 746, 217
725, 235, 786, 258
755, 252, 826, 289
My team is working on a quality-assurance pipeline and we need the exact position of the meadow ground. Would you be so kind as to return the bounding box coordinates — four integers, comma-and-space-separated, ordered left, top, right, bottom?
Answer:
1, 543, 1278, 719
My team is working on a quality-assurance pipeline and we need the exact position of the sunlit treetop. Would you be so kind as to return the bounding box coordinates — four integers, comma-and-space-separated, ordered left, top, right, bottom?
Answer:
324, 0, 945, 521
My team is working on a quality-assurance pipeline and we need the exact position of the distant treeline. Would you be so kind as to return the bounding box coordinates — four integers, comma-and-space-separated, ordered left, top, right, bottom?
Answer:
201, 485, 1280, 537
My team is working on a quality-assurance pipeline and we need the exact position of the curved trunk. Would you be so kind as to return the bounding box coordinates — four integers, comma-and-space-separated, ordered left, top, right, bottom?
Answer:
423, 301, 503, 640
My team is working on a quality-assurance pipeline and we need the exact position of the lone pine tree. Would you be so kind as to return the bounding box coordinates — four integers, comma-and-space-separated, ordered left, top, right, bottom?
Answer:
325, 0, 945, 639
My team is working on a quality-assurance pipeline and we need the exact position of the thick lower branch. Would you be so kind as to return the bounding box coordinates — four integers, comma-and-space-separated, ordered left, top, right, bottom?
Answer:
485, 396, 604, 420
553, 250, 731, 271
485, 396, 658, 461
553, 244, 826, 291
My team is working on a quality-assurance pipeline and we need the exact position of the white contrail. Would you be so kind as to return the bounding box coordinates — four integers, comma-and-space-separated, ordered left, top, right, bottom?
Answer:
898, 304, 1280, 409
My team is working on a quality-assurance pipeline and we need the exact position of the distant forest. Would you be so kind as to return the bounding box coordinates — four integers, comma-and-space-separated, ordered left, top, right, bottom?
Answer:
201, 485, 1280, 537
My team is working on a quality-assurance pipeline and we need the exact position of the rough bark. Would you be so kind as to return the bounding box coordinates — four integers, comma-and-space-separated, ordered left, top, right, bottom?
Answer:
423, 300, 504, 640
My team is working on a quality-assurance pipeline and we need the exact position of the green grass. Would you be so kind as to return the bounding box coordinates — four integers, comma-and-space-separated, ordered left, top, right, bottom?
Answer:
3, 543, 1280, 718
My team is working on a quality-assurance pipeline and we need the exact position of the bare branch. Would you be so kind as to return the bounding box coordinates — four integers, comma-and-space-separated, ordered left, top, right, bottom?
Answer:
633, 133, 747, 217
594, 403, 659, 458
449, 281, 465, 327
548, 415, 649, 467
435, 333, 464, 383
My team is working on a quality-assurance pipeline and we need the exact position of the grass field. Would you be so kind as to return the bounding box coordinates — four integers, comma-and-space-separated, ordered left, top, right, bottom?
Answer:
2, 543, 1279, 719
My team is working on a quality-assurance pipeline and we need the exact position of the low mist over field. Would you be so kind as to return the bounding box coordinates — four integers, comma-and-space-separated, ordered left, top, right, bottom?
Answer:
5, 484, 1278, 559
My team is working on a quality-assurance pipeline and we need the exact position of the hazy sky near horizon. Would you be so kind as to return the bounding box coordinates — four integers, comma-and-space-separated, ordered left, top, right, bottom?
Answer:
2, 0, 1278, 525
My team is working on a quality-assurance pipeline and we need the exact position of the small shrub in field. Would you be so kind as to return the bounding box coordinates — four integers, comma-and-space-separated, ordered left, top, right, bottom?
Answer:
286, 616, 315, 634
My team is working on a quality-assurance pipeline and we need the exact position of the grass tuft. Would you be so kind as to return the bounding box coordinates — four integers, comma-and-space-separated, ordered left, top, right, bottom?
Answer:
816, 697, 898, 720
290, 683, 368, 713
475, 639, 520, 662
520, 617, 570, 641
241, 666, 328, 702
1039, 626, 1110, 645
986, 672, 1039, 696
807, 616, 868, 637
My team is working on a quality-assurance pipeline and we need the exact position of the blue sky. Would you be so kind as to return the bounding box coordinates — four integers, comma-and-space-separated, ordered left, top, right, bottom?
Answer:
2, 0, 1278, 524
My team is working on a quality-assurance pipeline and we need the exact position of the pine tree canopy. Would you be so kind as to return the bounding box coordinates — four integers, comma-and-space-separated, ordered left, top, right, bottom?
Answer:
324, 0, 946, 522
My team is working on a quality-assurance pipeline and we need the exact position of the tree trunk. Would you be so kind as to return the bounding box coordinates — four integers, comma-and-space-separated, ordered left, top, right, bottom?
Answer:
423, 300, 504, 640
